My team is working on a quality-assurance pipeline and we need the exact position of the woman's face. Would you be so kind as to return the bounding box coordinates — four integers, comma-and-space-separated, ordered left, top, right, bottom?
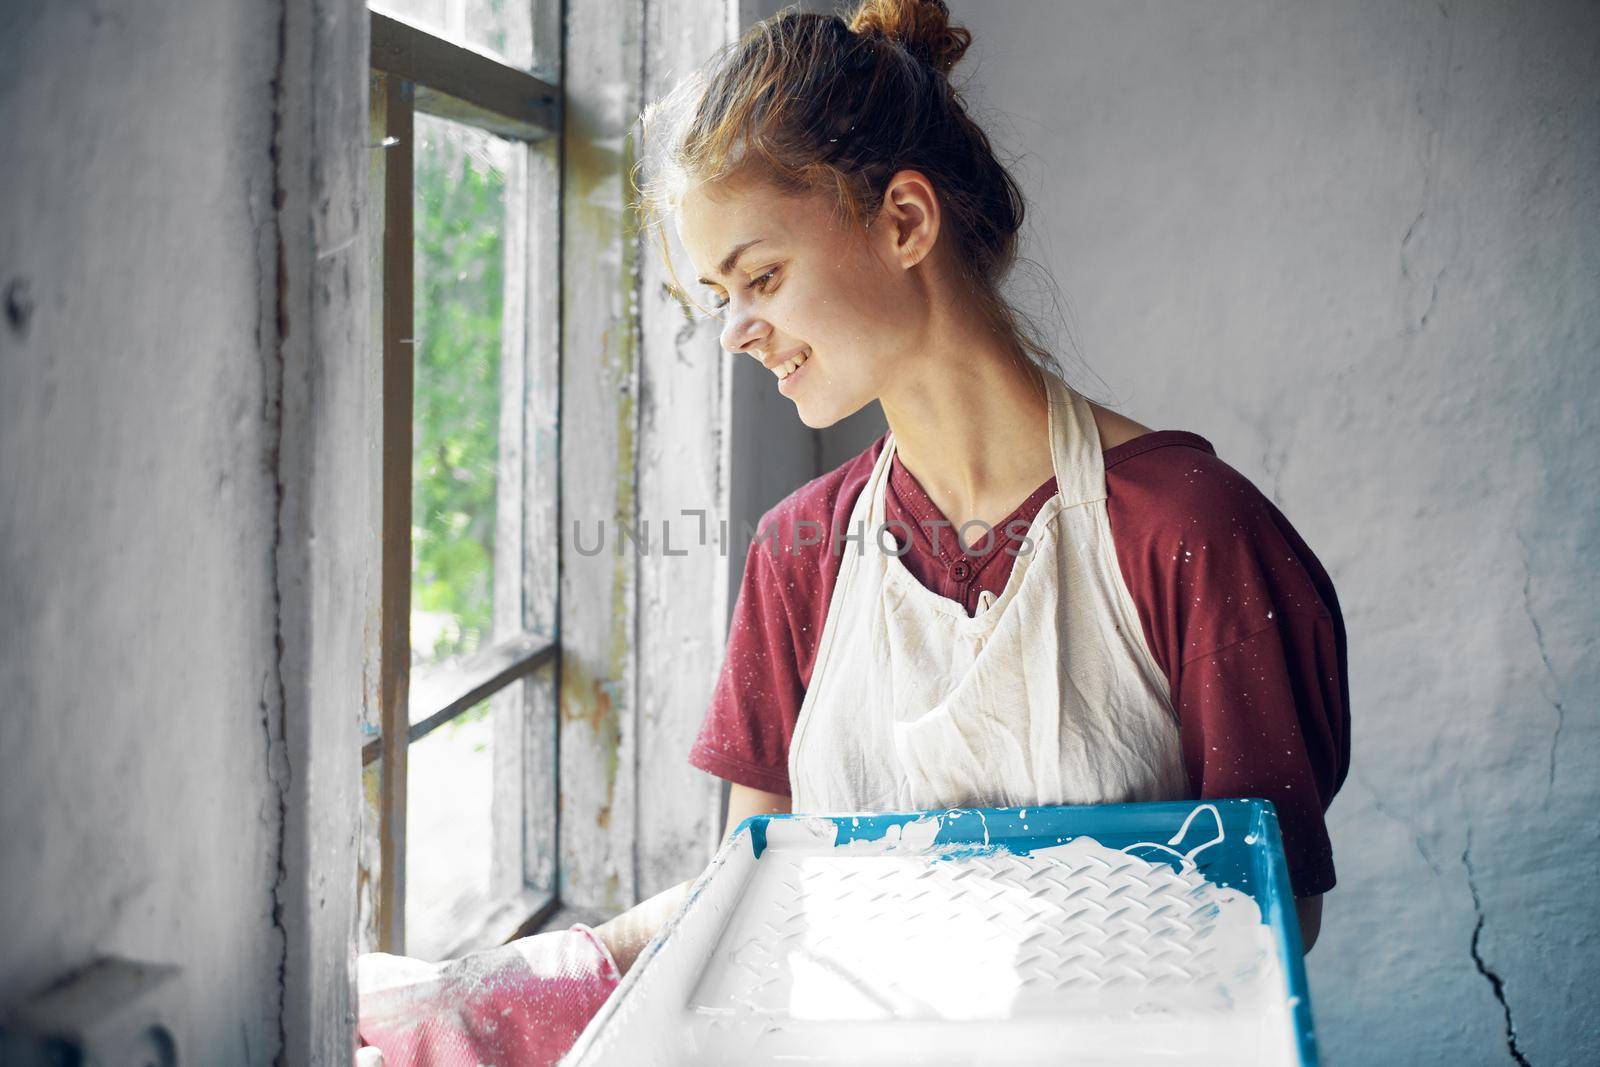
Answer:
675, 174, 933, 429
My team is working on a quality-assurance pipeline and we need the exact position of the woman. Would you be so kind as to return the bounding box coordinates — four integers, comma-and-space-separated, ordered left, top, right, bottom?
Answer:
629, 0, 1347, 959
357, 1, 1350, 1060
594, 0, 1350, 973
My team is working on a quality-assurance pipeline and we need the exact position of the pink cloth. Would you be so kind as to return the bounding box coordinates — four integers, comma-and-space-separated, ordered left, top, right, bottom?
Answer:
357, 924, 621, 1067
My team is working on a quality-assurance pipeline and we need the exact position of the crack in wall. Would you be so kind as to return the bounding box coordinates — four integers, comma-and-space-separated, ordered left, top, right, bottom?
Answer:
1514, 529, 1565, 800
1399, 209, 1425, 270
259, 1, 293, 1064
1398, 5, 1456, 336
1398, 208, 1447, 332
1222, 399, 1293, 509
1462, 833, 1531, 1067
1353, 772, 1440, 878
1419, 271, 1441, 329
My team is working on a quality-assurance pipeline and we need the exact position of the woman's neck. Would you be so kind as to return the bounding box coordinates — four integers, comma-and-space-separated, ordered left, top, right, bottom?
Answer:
878, 330, 1054, 530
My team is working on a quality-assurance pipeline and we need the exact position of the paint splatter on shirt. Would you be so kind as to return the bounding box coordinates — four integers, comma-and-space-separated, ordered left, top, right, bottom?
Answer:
689, 430, 1350, 898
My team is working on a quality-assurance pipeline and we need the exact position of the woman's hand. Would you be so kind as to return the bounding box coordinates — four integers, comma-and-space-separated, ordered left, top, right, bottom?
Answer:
592, 879, 691, 976
593, 783, 793, 976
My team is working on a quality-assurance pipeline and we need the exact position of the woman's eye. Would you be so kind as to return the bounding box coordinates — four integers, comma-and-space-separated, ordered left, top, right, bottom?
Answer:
709, 267, 780, 314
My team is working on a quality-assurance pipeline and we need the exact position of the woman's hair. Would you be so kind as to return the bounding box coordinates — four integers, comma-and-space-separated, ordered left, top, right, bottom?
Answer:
635, 0, 1068, 385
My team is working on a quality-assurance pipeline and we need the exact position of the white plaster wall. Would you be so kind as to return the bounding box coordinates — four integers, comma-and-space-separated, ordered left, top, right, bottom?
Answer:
0, 0, 286, 1055
0, 0, 370, 1061
940, 1, 1599, 1063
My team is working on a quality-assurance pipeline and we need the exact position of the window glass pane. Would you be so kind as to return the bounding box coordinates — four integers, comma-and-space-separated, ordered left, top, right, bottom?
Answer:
371, 0, 534, 70
410, 113, 512, 667
406, 700, 494, 961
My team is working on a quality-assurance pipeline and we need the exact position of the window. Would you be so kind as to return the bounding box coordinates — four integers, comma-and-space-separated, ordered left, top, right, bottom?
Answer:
364, 3, 562, 960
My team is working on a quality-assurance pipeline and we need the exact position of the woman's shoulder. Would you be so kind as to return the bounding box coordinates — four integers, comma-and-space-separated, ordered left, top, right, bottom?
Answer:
733, 437, 886, 670
1088, 400, 1157, 451
1088, 402, 1251, 510
752, 432, 887, 564
1104, 428, 1341, 630
1103, 427, 1254, 514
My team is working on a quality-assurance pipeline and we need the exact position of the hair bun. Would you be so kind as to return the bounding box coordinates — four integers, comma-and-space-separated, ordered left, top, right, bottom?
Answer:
847, 0, 973, 76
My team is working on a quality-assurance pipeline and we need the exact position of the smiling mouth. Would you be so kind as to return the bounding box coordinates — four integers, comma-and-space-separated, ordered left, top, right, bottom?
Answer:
771, 348, 810, 380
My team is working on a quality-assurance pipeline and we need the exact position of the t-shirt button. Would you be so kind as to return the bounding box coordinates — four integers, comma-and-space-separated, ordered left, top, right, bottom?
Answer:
951, 560, 972, 582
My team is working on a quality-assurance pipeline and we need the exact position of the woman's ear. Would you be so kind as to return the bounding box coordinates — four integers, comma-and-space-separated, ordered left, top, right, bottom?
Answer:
877, 168, 941, 271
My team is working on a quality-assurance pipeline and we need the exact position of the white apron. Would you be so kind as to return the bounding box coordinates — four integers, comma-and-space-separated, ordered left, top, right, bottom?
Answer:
787, 372, 1190, 813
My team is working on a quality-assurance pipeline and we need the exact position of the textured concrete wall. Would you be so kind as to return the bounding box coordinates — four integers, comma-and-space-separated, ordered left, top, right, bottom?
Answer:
0, 0, 287, 1055
0, 1, 369, 1061
941, 1, 1597, 1062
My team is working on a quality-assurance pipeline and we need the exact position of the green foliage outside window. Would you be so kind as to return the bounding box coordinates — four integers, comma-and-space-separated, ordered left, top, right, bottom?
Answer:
411, 116, 507, 664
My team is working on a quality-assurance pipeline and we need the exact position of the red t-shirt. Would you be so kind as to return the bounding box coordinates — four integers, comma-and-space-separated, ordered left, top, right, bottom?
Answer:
688, 429, 1351, 897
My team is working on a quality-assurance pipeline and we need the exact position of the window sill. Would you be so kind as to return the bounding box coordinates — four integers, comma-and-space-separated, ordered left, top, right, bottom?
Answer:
431, 886, 558, 961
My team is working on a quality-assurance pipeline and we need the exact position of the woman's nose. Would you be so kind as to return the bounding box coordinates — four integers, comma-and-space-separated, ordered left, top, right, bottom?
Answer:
720, 307, 769, 358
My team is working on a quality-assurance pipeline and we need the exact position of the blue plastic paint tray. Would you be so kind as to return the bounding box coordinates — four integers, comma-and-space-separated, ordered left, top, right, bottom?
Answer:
564, 799, 1317, 1066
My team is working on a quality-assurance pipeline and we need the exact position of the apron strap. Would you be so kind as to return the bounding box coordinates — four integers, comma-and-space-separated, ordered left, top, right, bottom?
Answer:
1045, 372, 1108, 509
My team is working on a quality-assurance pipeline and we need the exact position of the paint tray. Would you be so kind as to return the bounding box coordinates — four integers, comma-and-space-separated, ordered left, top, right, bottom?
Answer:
563, 799, 1317, 1066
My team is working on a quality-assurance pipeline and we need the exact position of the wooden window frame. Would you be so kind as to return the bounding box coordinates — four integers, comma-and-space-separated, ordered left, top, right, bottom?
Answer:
366, 8, 563, 957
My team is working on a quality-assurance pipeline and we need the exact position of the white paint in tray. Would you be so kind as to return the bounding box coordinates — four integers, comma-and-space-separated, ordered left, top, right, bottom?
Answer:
564, 809, 1301, 1066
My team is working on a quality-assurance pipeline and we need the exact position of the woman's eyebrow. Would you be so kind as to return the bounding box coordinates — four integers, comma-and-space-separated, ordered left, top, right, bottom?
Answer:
697, 237, 767, 286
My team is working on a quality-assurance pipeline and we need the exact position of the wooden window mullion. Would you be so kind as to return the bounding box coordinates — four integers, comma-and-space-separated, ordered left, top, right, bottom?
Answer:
376, 71, 414, 956
367, 0, 566, 955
